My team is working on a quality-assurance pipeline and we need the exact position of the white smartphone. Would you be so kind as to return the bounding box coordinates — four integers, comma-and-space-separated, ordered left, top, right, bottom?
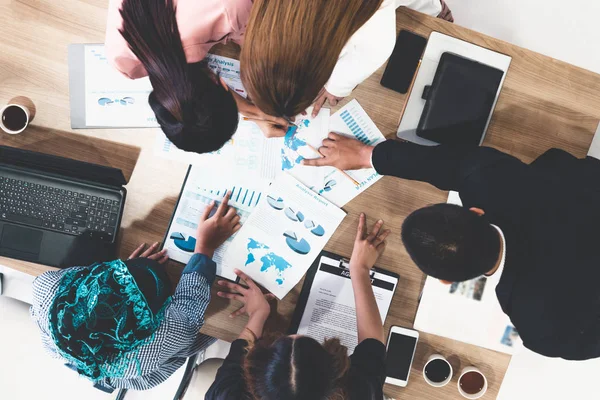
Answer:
385, 326, 419, 387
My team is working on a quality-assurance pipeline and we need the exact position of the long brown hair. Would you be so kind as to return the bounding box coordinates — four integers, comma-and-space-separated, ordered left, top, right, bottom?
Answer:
244, 334, 351, 400
240, 0, 384, 118
119, 0, 239, 153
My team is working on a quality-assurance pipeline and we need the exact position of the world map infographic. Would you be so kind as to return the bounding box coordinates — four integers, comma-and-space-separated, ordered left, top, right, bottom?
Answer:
245, 239, 292, 286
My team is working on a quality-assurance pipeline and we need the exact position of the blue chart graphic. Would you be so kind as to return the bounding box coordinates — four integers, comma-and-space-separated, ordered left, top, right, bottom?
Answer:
267, 196, 285, 210
206, 186, 262, 208
311, 225, 325, 237
340, 110, 373, 145
171, 233, 196, 253
281, 121, 310, 171
319, 179, 337, 194
303, 220, 325, 237
245, 239, 292, 286
285, 236, 311, 255
284, 207, 304, 222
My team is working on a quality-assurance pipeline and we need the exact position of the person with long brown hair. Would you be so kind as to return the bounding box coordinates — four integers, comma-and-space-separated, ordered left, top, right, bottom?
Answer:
205, 213, 392, 400
241, 0, 453, 119
105, 0, 289, 154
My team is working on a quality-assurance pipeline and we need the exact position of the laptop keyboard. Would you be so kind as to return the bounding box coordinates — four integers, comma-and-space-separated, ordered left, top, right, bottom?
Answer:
0, 175, 120, 242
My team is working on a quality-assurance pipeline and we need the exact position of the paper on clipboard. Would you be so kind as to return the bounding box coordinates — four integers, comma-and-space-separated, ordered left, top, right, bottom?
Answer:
291, 252, 399, 353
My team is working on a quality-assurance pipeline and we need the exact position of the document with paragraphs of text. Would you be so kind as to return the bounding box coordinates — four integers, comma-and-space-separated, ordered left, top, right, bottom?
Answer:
289, 251, 399, 353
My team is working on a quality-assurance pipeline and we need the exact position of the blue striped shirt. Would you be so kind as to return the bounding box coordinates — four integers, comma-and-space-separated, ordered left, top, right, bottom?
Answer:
30, 253, 217, 390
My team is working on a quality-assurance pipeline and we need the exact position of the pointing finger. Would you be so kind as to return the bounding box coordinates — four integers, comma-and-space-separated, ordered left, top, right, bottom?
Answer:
356, 213, 366, 241
217, 192, 231, 216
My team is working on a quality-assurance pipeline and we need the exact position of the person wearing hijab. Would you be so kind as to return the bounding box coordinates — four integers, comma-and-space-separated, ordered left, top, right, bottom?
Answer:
30, 193, 241, 392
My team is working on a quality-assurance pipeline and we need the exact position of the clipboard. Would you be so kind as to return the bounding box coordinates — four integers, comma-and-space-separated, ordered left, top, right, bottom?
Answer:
288, 250, 399, 335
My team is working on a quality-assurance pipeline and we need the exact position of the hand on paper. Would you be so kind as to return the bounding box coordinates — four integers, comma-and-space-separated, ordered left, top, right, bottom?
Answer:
194, 192, 242, 258
302, 132, 374, 170
350, 213, 390, 275
232, 89, 289, 138
217, 269, 275, 319
252, 119, 289, 138
128, 242, 168, 264
312, 88, 344, 118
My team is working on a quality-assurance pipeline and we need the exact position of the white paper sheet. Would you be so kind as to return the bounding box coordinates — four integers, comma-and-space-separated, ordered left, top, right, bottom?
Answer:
280, 107, 330, 195
155, 117, 283, 181
164, 166, 270, 281
84, 45, 157, 127
412, 191, 523, 355
221, 173, 346, 299
281, 100, 386, 207
201, 54, 247, 98
296, 256, 398, 354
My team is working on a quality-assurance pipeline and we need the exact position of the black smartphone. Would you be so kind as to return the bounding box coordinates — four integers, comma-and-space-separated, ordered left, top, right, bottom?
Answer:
380, 30, 427, 94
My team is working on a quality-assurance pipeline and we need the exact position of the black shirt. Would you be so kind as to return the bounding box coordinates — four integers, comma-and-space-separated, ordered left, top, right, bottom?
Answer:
205, 338, 386, 399
373, 140, 600, 361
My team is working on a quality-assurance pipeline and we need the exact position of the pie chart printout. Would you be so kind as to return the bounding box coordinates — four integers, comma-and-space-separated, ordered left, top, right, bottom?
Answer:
285, 235, 311, 255
267, 196, 285, 210
171, 233, 196, 253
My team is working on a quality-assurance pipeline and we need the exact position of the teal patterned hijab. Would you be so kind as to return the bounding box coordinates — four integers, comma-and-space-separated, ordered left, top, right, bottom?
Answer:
48, 259, 171, 381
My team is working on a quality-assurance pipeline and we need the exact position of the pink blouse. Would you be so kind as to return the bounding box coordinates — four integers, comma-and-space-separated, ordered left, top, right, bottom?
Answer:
105, 0, 253, 79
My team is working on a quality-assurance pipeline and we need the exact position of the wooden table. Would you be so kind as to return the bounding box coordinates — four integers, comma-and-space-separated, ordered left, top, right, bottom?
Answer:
2, 2, 600, 398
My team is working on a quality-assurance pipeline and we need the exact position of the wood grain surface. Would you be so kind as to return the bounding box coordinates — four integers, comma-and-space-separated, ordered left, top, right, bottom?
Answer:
1, 3, 599, 398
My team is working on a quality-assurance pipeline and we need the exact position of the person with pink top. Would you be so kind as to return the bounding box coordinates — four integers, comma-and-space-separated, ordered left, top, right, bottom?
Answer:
105, 0, 289, 154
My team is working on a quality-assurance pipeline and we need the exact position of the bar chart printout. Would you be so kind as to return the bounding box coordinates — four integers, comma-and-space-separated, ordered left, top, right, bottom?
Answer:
165, 166, 270, 280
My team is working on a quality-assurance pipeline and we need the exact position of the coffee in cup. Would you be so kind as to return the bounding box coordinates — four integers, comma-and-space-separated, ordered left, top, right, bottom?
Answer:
0, 97, 36, 134
458, 367, 488, 399
423, 354, 453, 387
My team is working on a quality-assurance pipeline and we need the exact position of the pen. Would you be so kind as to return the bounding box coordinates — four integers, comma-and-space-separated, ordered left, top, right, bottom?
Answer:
305, 143, 360, 186
242, 116, 298, 128
398, 59, 422, 125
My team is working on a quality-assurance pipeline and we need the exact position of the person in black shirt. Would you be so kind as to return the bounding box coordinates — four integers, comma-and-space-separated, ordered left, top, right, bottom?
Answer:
303, 133, 600, 361
205, 214, 391, 399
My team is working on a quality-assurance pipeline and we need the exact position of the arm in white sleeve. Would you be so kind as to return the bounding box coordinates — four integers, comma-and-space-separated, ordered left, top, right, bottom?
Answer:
324, 1, 397, 98
395, 0, 442, 16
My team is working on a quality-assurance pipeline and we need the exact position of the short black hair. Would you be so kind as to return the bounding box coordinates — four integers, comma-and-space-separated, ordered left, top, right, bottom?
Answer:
401, 204, 501, 282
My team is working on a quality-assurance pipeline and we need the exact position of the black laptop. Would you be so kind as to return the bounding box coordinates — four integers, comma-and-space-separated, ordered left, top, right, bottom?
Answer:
0, 145, 127, 268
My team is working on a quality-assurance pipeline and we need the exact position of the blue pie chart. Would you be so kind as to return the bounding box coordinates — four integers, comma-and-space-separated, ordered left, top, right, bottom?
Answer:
304, 220, 315, 229
173, 235, 196, 253
267, 196, 285, 210
311, 225, 325, 237
285, 207, 304, 222
285, 236, 311, 255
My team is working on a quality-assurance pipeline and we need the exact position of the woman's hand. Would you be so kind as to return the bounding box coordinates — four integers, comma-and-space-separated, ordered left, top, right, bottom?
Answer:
252, 119, 289, 138
350, 213, 391, 275
128, 242, 168, 264
231, 88, 289, 138
217, 269, 275, 319
194, 192, 242, 258
312, 88, 345, 117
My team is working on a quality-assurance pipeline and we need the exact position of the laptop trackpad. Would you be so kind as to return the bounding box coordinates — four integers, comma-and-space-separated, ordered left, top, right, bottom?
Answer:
1, 225, 43, 259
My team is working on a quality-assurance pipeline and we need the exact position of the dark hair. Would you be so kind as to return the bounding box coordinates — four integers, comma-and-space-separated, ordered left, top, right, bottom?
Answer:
245, 335, 350, 400
119, 0, 239, 153
401, 204, 501, 282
